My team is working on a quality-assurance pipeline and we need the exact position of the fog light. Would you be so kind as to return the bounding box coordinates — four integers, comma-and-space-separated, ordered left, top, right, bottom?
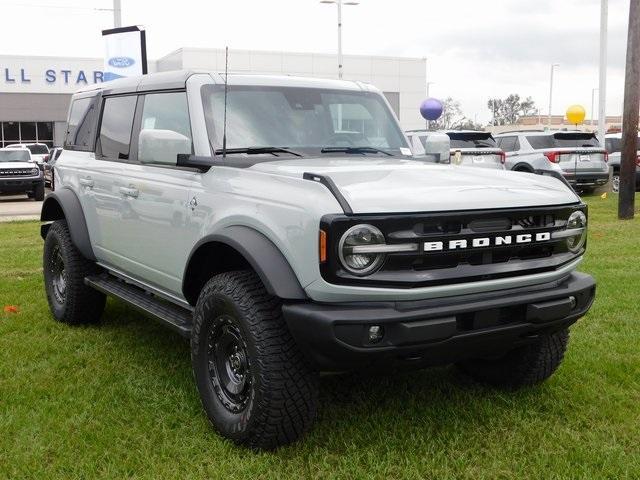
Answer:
569, 296, 577, 309
368, 325, 384, 343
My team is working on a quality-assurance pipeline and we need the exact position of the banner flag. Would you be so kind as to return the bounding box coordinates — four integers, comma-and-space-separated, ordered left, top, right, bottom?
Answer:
101, 26, 148, 82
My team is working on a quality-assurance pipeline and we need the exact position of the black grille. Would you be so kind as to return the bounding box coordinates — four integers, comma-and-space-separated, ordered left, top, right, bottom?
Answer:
0, 168, 36, 177
320, 204, 586, 288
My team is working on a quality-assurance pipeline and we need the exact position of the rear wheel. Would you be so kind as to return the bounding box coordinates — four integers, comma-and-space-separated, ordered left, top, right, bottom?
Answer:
457, 329, 569, 388
43, 220, 106, 324
191, 270, 318, 450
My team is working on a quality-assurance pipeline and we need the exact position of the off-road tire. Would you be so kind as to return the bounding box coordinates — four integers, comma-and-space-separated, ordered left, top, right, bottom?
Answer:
43, 220, 106, 324
191, 270, 319, 450
457, 328, 569, 388
612, 172, 620, 193
34, 182, 45, 201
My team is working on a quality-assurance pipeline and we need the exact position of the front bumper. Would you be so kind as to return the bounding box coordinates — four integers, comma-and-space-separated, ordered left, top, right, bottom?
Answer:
283, 272, 595, 372
0, 176, 43, 193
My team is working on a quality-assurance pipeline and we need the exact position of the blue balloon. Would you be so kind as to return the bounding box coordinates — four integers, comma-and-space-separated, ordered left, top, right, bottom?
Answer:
420, 98, 443, 121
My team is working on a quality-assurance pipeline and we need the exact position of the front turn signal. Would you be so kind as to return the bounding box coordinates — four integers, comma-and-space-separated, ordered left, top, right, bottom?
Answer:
319, 230, 327, 263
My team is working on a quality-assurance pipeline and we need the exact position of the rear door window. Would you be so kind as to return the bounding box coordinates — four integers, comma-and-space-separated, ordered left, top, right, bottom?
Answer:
98, 96, 137, 160
498, 136, 519, 152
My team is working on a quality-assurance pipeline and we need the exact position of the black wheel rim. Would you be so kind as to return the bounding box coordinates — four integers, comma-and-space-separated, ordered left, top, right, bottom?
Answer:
207, 315, 252, 413
50, 245, 67, 305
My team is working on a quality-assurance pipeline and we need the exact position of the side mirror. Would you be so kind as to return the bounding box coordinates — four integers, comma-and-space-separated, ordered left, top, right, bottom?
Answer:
138, 129, 191, 166
422, 132, 451, 163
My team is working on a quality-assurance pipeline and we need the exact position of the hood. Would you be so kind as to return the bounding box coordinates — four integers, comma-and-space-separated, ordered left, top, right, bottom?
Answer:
0, 161, 38, 170
250, 158, 580, 214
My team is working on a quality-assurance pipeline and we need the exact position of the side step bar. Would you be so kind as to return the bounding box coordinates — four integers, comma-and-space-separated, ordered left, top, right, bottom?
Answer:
85, 274, 193, 337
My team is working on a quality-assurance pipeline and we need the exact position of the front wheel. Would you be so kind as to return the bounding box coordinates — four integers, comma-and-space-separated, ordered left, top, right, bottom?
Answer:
34, 182, 45, 201
612, 173, 620, 193
457, 329, 569, 388
191, 270, 319, 450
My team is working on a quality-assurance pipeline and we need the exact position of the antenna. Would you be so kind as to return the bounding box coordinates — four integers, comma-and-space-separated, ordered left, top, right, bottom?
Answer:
222, 46, 229, 160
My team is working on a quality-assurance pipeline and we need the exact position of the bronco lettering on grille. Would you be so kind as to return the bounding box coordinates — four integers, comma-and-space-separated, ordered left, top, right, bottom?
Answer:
423, 231, 552, 252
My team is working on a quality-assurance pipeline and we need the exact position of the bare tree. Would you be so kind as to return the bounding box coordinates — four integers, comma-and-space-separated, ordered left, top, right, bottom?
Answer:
487, 94, 537, 126
430, 97, 467, 130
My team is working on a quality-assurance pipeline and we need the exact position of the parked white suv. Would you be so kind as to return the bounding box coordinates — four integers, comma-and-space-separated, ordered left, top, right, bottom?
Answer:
495, 130, 609, 192
0, 147, 45, 200
41, 71, 596, 450
5, 143, 50, 169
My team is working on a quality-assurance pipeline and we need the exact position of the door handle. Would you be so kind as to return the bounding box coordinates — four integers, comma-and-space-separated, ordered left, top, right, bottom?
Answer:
119, 186, 139, 198
79, 177, 94, 188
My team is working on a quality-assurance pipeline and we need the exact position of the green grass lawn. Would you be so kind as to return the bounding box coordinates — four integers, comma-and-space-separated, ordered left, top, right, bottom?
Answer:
1, 196, 639, 479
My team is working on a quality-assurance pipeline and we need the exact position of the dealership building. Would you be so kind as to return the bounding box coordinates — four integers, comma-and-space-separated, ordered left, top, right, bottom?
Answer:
0, 48, 427, 148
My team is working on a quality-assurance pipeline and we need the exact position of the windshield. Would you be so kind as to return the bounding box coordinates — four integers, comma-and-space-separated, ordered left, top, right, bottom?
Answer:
27, 144, 49, 155
202, 85, 407, 158
0, 150, 30, 162
446, 132, 498, 149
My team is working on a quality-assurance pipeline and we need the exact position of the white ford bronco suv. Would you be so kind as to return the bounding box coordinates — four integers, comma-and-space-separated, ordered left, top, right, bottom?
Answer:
41, 71, 595, 450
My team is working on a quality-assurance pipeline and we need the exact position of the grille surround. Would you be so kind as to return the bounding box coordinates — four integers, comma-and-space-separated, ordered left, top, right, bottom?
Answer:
320, 203, 587, 288
0, 168, 38, 177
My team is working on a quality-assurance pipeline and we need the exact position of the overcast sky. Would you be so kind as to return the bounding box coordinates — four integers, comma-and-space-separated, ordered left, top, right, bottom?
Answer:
1, 0, 631, 123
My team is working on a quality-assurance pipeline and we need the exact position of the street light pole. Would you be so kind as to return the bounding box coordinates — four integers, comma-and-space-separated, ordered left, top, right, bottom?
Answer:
591, 88, 599, 127
547, 63, 559, 128
425, 81, 435, 130
320, 0, 359, 80
113, 0, 122, 28
597, 0, 608, 144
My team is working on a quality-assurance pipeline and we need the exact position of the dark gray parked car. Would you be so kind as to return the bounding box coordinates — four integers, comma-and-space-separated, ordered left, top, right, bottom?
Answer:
604, 133, 640, 193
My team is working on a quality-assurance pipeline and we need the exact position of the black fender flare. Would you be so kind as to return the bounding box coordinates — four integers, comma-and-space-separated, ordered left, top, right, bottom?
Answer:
40, 188, 96, 261
184, 226, 307, 301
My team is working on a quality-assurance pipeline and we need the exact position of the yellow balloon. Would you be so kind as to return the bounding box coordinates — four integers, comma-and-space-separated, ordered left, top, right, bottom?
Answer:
566, 105, 586, 125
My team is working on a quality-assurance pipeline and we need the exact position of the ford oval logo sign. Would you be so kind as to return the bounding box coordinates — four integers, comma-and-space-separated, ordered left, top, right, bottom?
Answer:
108, 56, 135, 68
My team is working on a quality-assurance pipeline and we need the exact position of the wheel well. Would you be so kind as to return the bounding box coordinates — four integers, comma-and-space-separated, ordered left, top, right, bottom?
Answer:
513, 163, 534, 173
183, 242, 253, 306
41, 197, 65, 221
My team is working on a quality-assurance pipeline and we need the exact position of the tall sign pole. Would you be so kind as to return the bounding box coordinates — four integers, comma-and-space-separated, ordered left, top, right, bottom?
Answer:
619, 0, 639, 220
597, 0, 608, 144
113, 0, 122, 28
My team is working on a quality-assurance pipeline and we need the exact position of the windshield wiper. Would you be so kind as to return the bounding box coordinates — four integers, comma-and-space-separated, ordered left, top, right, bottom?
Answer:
320, 146, 394, 156
213, 146, 303, 157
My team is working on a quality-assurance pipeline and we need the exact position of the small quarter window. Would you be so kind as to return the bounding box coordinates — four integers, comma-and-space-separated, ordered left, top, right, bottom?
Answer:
65, 96, 100, 150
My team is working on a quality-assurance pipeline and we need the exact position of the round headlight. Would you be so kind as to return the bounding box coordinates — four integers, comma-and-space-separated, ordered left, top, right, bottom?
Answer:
566, 211, 587, 253
31, 168, 39, 176
338, 224, 386, 276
